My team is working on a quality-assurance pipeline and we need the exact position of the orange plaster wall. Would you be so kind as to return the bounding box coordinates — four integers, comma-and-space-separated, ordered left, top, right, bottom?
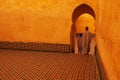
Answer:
97, 0, 120, 79
75, 13, 95, 33
0, 0, 98, 44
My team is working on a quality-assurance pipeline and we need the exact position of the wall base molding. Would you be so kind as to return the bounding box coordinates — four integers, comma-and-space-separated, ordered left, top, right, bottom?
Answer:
0, 41, 71, 53
95, 46, 108, 80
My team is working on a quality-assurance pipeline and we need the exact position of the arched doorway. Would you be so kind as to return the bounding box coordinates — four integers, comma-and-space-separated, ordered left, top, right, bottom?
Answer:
70, 4, 96, 53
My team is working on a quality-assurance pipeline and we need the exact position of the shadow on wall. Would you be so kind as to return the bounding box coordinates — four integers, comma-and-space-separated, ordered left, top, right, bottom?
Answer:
70, 3, 96, 53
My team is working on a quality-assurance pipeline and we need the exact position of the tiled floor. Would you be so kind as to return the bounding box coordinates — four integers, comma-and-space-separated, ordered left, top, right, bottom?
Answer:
0, 49, 100, 80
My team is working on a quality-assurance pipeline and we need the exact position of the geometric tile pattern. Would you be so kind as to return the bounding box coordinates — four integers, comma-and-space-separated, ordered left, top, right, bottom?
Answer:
0, 49, 100, 80
0, 41, 70, 53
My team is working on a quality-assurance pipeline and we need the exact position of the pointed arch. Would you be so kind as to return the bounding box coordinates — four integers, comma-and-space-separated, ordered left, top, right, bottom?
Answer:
70, 3, 96, 53
72, 3, 96, 23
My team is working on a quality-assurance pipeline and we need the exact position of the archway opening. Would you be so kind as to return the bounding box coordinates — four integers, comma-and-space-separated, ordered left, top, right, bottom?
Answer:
71, 4, 96, 53
75, 13, 95, 33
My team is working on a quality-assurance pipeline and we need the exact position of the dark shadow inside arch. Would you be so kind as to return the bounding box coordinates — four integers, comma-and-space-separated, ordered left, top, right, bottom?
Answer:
72, 4, 96, 23
70, 3, 96, 53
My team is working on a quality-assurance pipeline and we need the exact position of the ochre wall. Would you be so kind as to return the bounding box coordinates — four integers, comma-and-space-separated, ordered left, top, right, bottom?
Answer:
75, 13, 95, 33
0, 0, 98, 44
1, 0, 120, 79
97, 0, 120, 79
